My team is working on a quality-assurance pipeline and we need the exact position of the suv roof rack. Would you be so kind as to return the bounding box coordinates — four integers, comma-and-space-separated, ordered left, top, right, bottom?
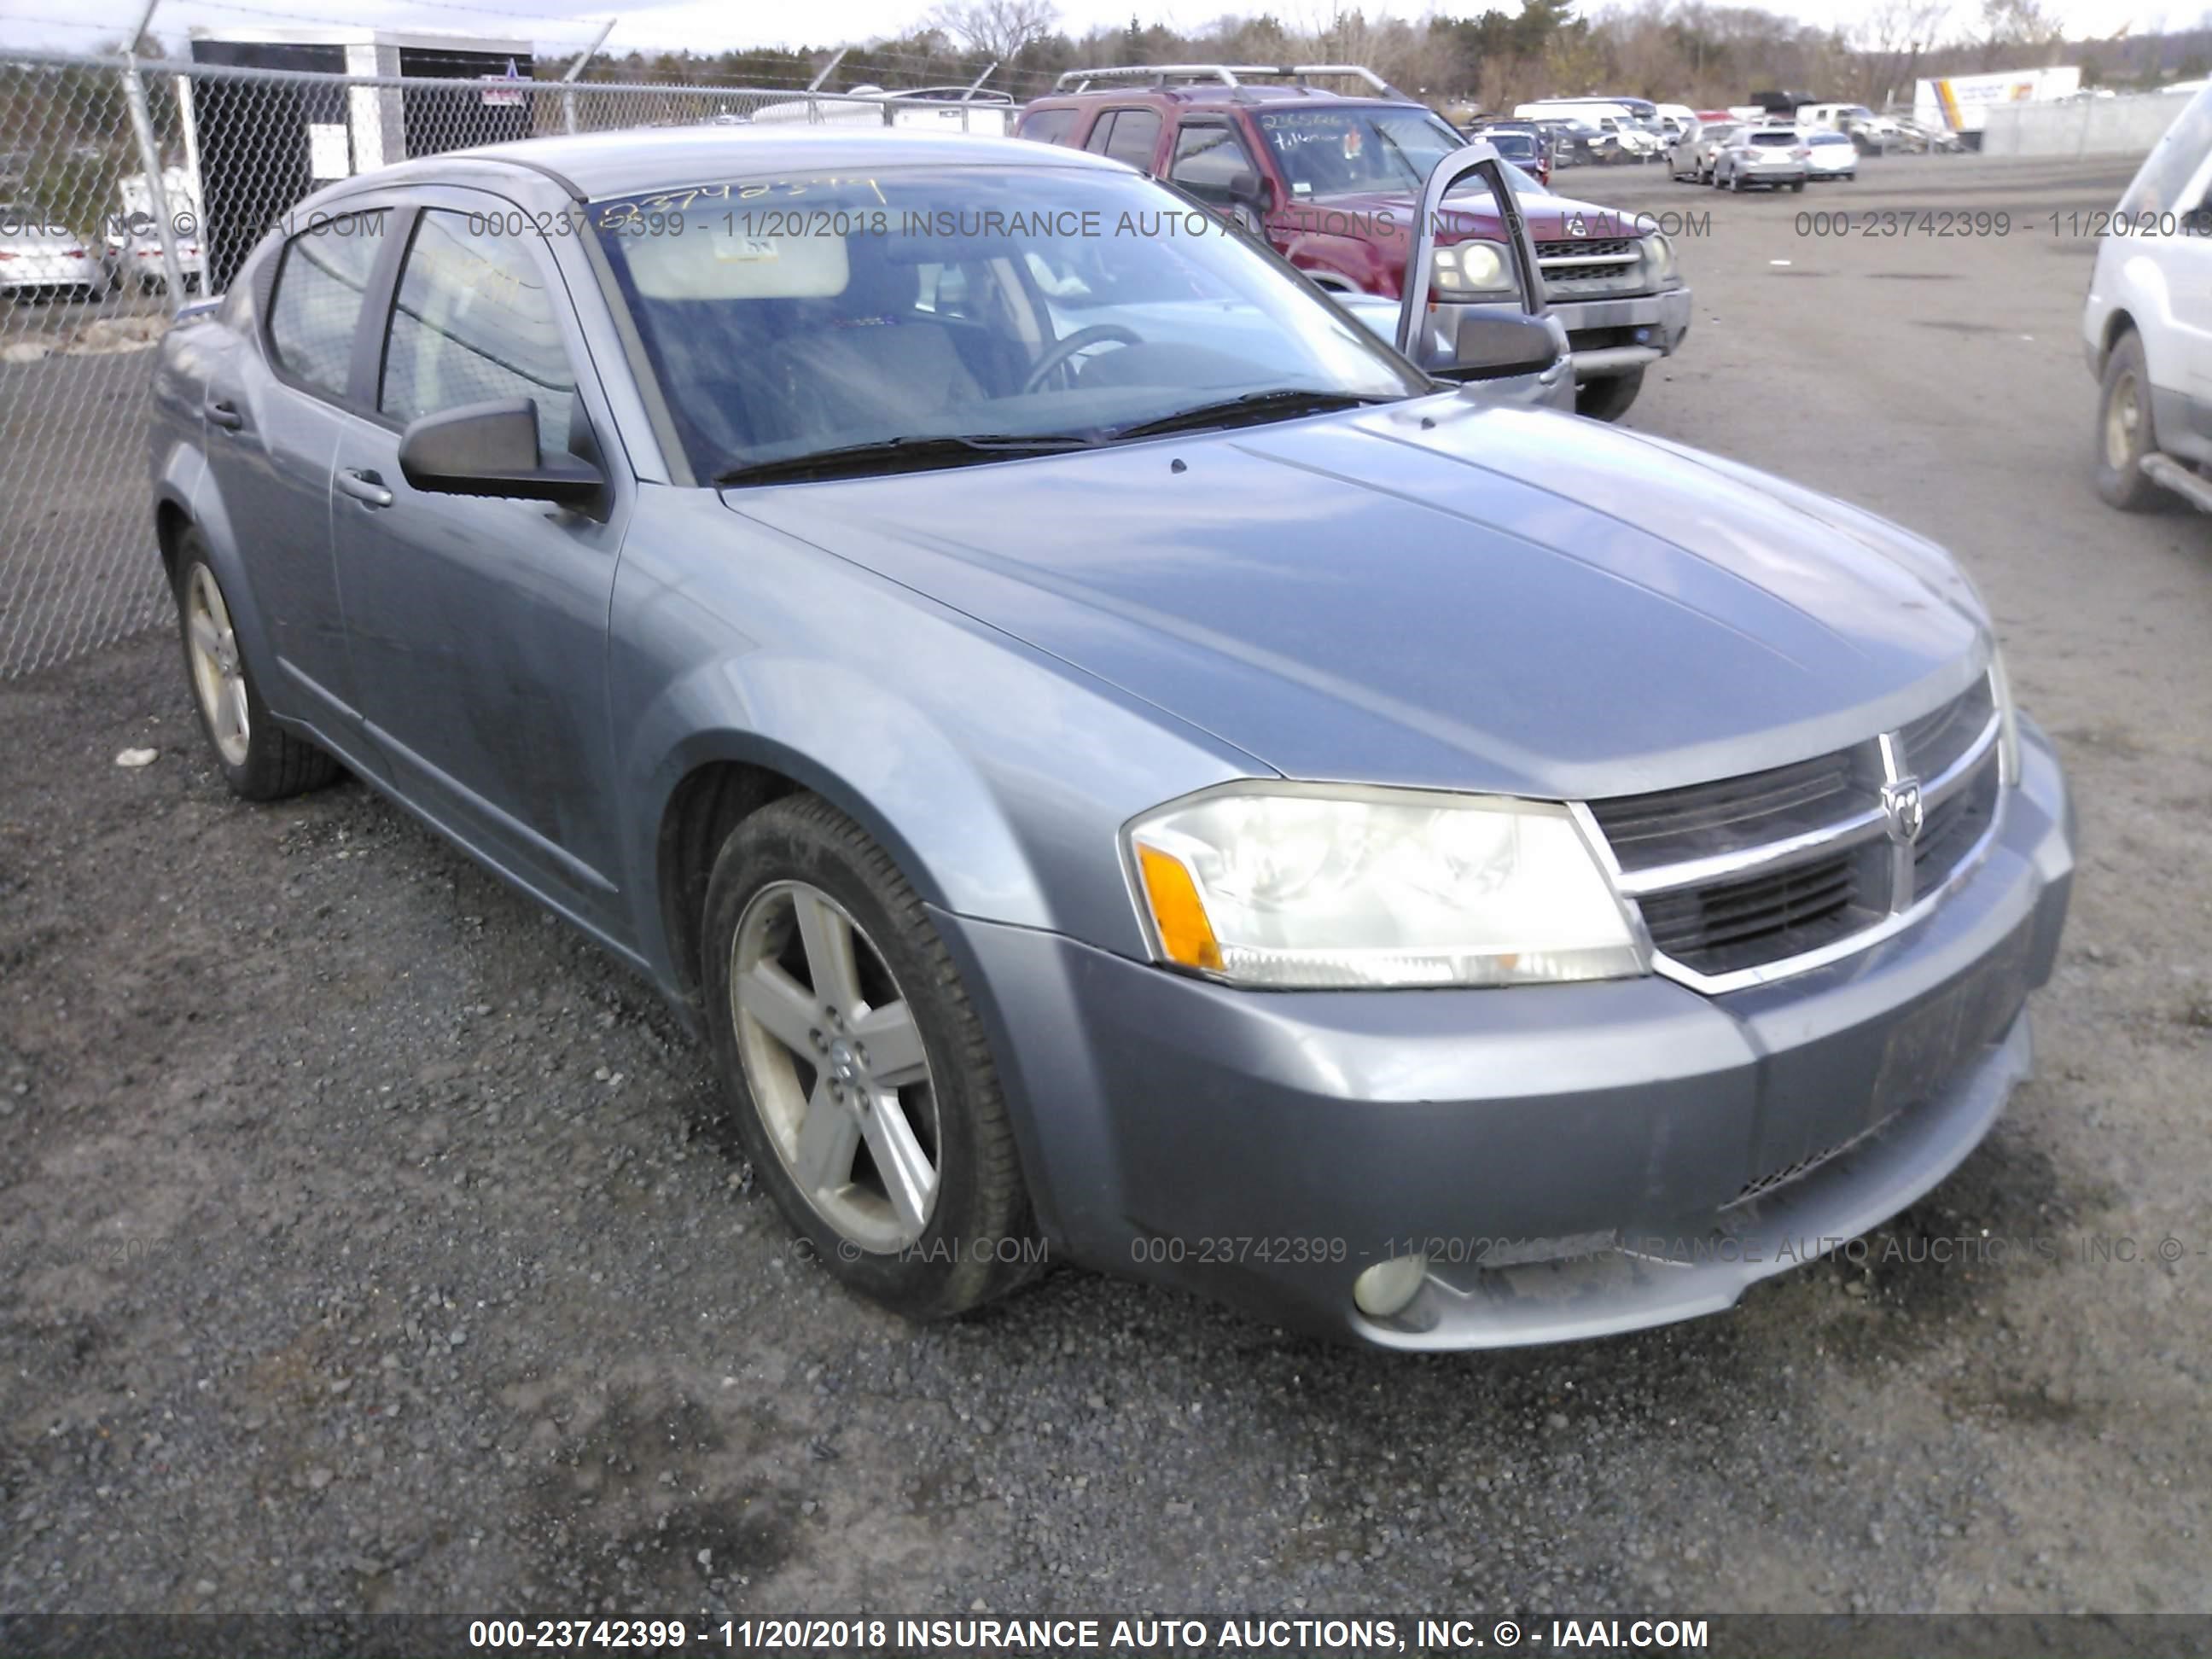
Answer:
1051, 63, 1409, 101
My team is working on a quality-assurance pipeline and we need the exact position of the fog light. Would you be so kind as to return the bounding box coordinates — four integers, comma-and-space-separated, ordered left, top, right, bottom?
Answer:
1353, 1253, 1429, 1318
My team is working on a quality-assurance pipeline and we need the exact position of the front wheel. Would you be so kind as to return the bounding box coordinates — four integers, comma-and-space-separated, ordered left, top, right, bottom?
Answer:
2094, 330, 2167, 511
1575, 367, 1645, 422
703, 795, 1040, 1320
1790, 180, 1807, 193
172, 532, 341, 800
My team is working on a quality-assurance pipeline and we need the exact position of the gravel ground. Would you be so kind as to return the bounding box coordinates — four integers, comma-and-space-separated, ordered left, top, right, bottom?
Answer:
3, 152, 2209, 1621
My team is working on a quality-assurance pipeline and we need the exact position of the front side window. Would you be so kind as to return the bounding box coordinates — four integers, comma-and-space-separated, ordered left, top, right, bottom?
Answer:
590, 167, 1427, 481
1168, 122, 1260, 201
380, 208, 573, 450
266, 209, 389, 398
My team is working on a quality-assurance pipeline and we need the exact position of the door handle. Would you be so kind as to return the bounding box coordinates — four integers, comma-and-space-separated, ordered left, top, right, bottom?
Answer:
337, 467, 393, 509
205, 397, 244, 431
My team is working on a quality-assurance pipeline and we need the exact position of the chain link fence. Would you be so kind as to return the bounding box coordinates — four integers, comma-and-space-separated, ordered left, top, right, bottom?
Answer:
0, 47, 1014, 678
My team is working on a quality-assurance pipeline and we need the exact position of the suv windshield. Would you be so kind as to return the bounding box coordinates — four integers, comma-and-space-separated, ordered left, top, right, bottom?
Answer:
1253, 104, 1469, 199
591, 166, 1426, 481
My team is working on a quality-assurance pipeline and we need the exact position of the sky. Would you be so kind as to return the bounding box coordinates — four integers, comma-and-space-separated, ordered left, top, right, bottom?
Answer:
0, 0, 2178, 61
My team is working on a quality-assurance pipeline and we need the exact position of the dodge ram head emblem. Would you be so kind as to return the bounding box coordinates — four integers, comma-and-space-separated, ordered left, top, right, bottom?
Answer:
1882, 777, 1925, 843
1567, 212, 1588, 237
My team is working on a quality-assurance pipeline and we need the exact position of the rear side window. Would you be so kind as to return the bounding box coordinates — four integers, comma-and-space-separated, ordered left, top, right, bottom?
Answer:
1103, 109, 1161, 171
380, 208, 573, 450
1021, 108, 1078, 147
265, 209, 389, 398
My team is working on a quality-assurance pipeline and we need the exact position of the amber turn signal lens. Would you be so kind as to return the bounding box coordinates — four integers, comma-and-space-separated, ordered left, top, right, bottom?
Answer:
1136, 843, 1223, 974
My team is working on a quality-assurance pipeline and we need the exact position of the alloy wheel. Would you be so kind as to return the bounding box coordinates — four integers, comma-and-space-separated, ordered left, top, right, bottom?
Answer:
2105, 368, 2142, 472
728, 879, 941, 1253
185, 564, 250, 767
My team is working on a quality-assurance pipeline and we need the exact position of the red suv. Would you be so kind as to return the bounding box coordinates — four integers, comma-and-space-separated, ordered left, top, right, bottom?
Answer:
1018, 66, 1692, 421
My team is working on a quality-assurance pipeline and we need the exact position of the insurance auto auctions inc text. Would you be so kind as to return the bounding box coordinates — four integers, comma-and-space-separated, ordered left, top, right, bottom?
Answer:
833, 1616, 1709, 1653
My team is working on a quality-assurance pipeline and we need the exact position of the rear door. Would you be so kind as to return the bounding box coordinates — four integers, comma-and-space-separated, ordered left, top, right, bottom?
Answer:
329, 188, 636, 934
1082, 108, 1164, 175
199, 202, 396, 753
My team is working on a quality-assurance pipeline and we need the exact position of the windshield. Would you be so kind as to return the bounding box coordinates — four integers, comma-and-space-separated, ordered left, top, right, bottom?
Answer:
1749, 132, 1798, 147
1253, 105, 1469, 199
1811, 133, 1852, 145
591, 167, 1428, 480
2118, 84, 2212, 218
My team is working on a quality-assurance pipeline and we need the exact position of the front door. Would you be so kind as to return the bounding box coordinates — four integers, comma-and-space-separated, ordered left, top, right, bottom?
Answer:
329, 191, 634, 935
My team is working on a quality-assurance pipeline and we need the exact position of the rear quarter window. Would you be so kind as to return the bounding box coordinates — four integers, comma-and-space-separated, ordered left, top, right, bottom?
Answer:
1020, 108, 1079, 147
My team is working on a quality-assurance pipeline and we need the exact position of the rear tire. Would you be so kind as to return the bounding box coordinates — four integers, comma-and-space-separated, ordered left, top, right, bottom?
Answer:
1575, 368, 1645, 423
702, 794, 1040, 1321
172, 530, 341, 800
2094, 330, 2167, 511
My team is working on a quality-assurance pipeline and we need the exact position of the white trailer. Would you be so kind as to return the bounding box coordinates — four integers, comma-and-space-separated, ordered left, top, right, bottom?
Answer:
1914, 67, 2081, 148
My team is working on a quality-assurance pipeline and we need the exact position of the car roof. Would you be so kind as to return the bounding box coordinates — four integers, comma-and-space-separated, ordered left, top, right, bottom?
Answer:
405, 125, 1124, 201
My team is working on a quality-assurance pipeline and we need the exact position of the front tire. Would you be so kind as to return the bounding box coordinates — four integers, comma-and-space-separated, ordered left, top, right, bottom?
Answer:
172, 532, 340, 800
1575, 367, 1645, 422
702, 794, 1039, 1320
2095, 330, 2166, 511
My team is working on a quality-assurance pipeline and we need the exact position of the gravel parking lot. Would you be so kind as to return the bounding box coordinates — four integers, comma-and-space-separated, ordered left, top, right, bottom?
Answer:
3, 153, 2209, 1621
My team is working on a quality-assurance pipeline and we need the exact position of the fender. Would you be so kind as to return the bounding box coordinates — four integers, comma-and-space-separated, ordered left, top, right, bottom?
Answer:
1283, 229, 1393, 297
620, 650, 1049, 987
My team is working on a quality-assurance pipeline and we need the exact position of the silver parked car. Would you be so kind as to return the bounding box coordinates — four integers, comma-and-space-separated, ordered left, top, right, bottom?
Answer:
1668, 119, 1738, 183
148, 126, 2073, 1349
1714, 126, 1812, 192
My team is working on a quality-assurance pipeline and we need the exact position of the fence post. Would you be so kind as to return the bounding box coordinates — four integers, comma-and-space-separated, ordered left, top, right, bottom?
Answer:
119, 57, 188, 310
561, 19, 614, 136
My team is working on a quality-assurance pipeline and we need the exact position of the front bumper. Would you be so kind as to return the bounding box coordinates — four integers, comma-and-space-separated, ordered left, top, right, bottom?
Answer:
1520, 285, 1691, 381
936, 719, 2074, 1349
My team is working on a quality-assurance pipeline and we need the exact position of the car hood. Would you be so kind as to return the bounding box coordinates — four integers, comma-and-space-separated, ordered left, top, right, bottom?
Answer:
724, 398, 1990, 800
1290, 185, 1647, 246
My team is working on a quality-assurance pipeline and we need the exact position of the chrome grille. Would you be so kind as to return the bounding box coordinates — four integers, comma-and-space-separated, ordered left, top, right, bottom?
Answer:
1534, 237, 1639, 264
1587, 671, 2007, 992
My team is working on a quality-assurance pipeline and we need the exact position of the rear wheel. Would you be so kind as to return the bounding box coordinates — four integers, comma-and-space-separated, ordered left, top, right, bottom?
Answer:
172, 530, 340, 800
2095, 329, 2167, 511
1575, 368, 1645, 422
703, 794, 1039, 1319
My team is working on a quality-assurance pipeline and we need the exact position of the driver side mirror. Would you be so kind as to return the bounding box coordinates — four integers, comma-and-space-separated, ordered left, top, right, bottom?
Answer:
1395, 142, 1568, 392
398, 398, 605, 513
1225, 167, 1272, 213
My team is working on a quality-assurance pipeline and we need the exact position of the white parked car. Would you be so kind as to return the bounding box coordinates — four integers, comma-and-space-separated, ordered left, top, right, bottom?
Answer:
1805, 131, 1859, 180
2083, 83, 2212, 513
0, 203, 99, 298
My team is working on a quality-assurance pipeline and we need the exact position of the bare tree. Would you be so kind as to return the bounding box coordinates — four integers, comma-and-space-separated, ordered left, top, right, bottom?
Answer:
928, 0, 1062, 62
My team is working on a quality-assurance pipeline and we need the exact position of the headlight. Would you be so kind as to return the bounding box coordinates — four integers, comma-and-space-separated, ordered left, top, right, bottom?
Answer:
1431, 239, 1515, 298
1641, 231, 1678, 284
1126, 786, 1649, 989
1988, 644, 2022, 786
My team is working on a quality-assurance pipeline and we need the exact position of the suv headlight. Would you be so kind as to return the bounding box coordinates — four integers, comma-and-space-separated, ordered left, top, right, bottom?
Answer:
1126, 786, 1649, 989
1431, 239, 1516, 299
1641, 231, 1679, 285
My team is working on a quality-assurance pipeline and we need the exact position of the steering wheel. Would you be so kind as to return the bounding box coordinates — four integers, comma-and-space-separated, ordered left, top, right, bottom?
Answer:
1022, 323, 1144, 395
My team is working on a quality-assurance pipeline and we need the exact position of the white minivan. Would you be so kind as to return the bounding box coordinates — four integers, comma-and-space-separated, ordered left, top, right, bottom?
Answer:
2081, 85, 2212, 512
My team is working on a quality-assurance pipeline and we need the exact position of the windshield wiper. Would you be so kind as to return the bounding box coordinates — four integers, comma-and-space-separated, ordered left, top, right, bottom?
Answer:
714, 433, 1097, 487
1106, 388, 1398, 442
